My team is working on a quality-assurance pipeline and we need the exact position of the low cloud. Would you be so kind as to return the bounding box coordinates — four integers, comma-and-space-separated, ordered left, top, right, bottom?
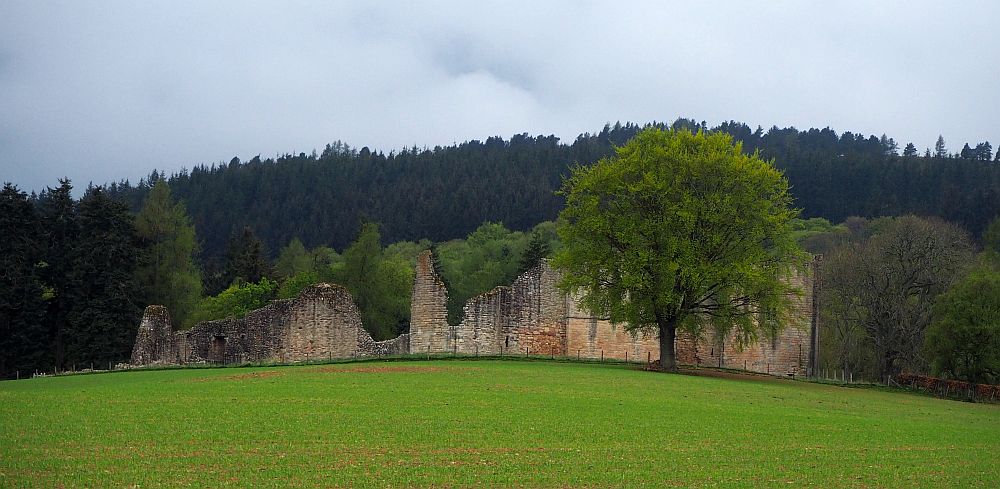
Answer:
1, 1, 998, 193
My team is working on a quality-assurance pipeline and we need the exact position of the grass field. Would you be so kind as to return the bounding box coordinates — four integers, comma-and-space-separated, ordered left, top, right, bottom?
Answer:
1, 359, 998, 487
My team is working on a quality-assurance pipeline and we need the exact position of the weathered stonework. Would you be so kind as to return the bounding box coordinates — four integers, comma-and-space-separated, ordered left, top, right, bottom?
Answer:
408, 250, 817, 375
132, 249, 817, 378
131, 284, 405, 365
408, 251, 452, 354
130, 305, 176, 365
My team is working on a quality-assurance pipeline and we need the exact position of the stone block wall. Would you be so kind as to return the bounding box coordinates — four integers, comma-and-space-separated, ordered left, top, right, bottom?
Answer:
133, 248, 816, 378
407, 252, 817, 374
130, 306, 177, 365
408, 251, 453, 354
692, 266, 816, 375
456, 286, 510, 355
505, 263, 567, 356
131, 283, 405, 366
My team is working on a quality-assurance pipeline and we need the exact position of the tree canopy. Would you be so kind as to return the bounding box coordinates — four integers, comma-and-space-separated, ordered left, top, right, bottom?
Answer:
134, 180, 202, 328
925, 269, 1000, 384
554, 128, 805, 371
819, 216, 973, 381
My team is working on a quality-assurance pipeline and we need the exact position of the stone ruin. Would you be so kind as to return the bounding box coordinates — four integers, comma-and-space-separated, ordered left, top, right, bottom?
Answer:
132, 250, 818, 376
130, 283, 408, 366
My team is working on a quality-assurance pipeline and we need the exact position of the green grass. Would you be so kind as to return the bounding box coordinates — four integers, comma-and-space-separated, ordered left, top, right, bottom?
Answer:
1, 360, 997, 488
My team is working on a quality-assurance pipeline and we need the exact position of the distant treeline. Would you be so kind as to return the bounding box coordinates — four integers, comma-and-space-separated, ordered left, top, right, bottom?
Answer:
99, 120, 1000, 265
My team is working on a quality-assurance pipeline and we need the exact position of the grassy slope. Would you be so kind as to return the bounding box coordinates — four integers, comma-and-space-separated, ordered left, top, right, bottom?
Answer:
1, 360, 997, 488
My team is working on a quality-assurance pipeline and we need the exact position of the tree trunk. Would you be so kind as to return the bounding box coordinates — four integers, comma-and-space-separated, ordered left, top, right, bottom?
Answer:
658, 315, 678, 372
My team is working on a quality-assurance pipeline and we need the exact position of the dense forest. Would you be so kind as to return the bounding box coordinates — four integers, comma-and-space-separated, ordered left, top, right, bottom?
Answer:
3, 119, 1000, 380
102, 120, 1000, 265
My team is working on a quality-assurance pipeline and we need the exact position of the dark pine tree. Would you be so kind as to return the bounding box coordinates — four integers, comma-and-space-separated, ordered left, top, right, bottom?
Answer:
36, 179, 79, 369
0, 184, 49, 378
222, 226, 272, 289
64, 187, 143, 368
519, 231, 552, 274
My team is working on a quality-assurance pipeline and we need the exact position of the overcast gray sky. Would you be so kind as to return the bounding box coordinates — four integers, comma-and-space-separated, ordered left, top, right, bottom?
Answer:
2, 1, 998, 194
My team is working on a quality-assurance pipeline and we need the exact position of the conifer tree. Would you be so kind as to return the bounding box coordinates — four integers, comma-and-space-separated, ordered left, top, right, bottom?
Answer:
66, 187, 142, 366
224, 226, 272, 286
0, 184, 48, 378
37, 179, 78, 368
134, 180, 202, 328
518, 230, 551, 274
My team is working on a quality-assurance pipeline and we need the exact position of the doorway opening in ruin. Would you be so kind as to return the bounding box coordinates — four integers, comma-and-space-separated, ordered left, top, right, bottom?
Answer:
211, 335, 227, 363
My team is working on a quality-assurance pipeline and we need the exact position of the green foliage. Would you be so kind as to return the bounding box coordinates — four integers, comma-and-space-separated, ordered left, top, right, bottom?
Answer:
554, 128, 805, 369
983, 215, 1000, 256
925, 269, 1000, 384
186, 278, 278, 328
277, 270, 321, 300
331, 223, 413, 340
105, 120, 1000, 266
820, 216, 974, 381
0, 184, 48, 377
435, 222, 530, 324
221, 227, 272, 291
790, 217, 850, 255
519, 230, 552, 274
274, 238, 312, 280
36, 179, 79, 368
134, 180, 203, 328
383, 239, 432, 266
64, 187, 143, 367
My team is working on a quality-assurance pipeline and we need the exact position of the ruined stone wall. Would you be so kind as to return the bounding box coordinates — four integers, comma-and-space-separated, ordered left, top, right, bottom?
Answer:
692, 268, 815, 376
506, 263, 567, 356
408, 251, 453, 354
131, 283, 403, 366
455, 287, 509, 355
552, 261, 816, 373
130, 306, 177, 365
133, 248, 815, 378
436, 261, 568, 356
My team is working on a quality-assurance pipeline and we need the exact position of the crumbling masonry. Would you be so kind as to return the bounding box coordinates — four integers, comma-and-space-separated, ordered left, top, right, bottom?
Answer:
132, 251, 817, 376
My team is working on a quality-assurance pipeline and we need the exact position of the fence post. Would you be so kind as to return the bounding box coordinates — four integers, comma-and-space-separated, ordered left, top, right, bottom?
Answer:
601, 350, 604, 362
525, 347, 528, 357
647, 351, 650, 364
625, 351, 628, 363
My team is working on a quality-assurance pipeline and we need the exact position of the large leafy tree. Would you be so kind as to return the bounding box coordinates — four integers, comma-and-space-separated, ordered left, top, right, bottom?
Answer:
554, 128, 804, 371
134, 180, 202, 328
925, 269, 1000, 384
821, 216, 973, 381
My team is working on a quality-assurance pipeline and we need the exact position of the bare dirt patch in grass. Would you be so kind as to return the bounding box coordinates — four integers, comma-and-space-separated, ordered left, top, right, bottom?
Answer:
190, 371, 284, 382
